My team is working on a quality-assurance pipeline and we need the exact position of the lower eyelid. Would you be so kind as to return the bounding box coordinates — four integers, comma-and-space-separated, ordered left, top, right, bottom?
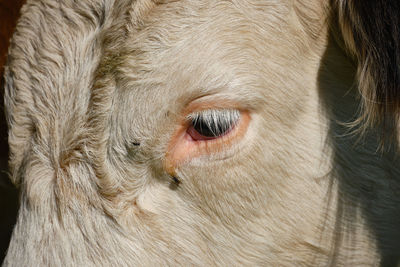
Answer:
164, 110, 250, 176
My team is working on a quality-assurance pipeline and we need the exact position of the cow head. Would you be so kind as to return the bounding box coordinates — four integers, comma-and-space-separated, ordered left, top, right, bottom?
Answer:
3, 0, 400, 265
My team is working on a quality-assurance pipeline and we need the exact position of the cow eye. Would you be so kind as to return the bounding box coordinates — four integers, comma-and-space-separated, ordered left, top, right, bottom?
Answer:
187, 109, 240, 140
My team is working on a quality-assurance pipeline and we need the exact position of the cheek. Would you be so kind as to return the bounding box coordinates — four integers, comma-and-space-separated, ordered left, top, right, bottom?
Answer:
174, 153, 270, 222
164, 111, 251, 176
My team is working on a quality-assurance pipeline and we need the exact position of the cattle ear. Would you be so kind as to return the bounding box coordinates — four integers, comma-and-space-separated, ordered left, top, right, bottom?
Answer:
332, 0, 400, 137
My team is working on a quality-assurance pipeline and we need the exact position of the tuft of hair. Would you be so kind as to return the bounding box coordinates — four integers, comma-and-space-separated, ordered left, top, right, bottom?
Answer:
331, 0, 400, 140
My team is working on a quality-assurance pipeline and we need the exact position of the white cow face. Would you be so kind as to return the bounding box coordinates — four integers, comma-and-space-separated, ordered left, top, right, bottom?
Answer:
4, 0, 400, 266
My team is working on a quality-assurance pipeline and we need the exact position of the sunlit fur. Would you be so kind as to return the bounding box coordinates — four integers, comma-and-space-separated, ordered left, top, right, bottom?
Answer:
3, 0, 400, 266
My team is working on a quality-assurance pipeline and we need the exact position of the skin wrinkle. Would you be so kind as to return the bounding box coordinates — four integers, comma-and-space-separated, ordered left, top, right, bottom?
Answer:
3, 0, 400, 266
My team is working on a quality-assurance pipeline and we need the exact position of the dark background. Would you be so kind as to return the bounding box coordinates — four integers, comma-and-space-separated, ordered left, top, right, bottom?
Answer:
0, 0, 25, 263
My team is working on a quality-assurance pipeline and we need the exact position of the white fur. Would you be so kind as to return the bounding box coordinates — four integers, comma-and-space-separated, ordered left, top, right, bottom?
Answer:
3, 0, 400, 266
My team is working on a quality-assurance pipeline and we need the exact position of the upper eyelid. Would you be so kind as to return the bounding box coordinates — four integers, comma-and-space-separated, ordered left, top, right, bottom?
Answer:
186, 109, 240, 122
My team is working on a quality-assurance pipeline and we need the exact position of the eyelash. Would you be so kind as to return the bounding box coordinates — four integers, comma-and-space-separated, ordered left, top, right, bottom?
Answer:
164, 107, 250, 174
186, 109, 240, 140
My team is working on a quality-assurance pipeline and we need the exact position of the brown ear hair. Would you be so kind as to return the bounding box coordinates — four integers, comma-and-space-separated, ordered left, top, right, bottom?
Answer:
331, 0, 400, 137
0, 0, 25, 73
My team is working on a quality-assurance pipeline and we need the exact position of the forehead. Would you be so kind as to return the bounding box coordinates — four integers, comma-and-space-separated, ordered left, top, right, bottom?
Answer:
104, 0, 320, 142
112, 1, 301, 105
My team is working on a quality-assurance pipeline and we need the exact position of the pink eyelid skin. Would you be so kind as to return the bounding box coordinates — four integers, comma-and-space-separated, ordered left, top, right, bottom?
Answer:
164, 100, 251, 176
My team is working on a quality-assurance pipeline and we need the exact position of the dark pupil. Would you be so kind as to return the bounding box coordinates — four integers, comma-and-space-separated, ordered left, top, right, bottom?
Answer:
192, 119, 230, 137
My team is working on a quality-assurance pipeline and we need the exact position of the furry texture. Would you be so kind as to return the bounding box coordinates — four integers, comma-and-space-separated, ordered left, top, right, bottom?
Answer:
3, 0, 400, 266
332, 0, 400, 139
0, 0, 25, 261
